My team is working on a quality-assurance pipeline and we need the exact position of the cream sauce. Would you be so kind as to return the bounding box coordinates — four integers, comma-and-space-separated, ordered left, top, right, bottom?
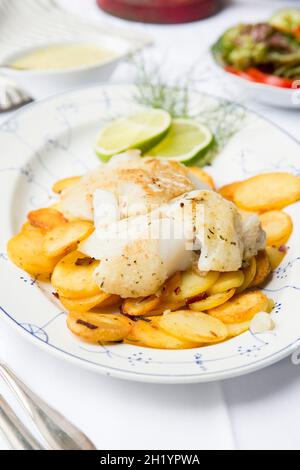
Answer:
11, 44, 119, 70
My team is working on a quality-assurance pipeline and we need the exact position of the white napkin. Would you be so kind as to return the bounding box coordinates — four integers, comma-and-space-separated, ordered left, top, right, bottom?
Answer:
0, 320, 235, 450
224, 358, 300, 450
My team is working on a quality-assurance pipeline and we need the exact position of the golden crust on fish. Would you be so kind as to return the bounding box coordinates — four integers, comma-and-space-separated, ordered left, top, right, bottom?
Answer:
60, 154, 194, 221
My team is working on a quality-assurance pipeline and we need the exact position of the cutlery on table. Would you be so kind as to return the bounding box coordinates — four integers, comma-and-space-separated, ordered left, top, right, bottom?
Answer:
0, 394, 44, 450
0, 363, 96, 450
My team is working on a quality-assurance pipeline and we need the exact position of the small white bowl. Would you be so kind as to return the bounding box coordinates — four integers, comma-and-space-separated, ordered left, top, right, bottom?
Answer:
0, 36, 141, 99
212, 59, 300, 109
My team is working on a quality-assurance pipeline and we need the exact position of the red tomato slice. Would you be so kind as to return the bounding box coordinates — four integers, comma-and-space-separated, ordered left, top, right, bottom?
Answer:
225, 65, 294, 88
247, 68, 294, 88
224, 66, 257, 82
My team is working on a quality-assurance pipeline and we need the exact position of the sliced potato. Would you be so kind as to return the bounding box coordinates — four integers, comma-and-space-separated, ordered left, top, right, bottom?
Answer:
266, 298, 275, 313
67, 311, 133, 343
7, 226, 60, 279
170, 270, 220, 302
236, 257, 257, 293
52, 176, 81, 194
189, 167, 215, 189
125, 319, 198, 349
147, 299, 186, 317
266, 245, 286, 270
250, 250, 272, 287
157, 310, 227, 343
122, 295, 161, 317
208, 290, 269, 324
21, 221, 44, 234
189, 289, 236, 311
162, 272, 182, 295
28, 208, 67, 231
51, 251, 100, 299
233, 173, 300, 212
208, 271, 244, 295
134, 273, 186, 316
59, 292, 116, 313
226, 321, 250, 338
96, 295, 121, 308
259, 210, 293, 247
218, 181, 241, 202
43, 220, 94, 258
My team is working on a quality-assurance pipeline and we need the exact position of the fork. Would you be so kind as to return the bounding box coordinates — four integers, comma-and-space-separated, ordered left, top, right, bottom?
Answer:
0, 395, 44, 450
0, 76, 33, 113
0, 363, 96, 450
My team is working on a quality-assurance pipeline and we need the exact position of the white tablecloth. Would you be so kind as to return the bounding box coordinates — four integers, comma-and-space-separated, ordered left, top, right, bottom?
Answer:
1, 0, 300, 450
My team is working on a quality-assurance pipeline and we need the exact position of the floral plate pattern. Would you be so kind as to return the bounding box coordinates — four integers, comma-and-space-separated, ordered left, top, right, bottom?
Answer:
0, 84, 300, 383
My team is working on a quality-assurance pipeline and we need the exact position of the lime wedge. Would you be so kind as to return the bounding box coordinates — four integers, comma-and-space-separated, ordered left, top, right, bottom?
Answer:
147, 119, 213, 164
95, 109, 171, 161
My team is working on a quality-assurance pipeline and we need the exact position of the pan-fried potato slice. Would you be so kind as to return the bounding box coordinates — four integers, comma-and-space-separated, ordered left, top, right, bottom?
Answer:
189, 289, 236, 311
21, 221, 42, 234
208, 271, 244, 295
43, 220, 94, 258
259, 210, 293, 247
218, 181, 241, 202
52, 176, 81, 194
59, 292, 118, 313
157, 310, 227, 343
162, 272, 182, 295
189, 167, 215, 189
125, 319, 198, 349
208, 290, 269, 324
149, 302, 186, 317
226, 321, 250, 338
28, 208, 67, 231
51, 251, 100, 299
134, 273, 186, 317
233, 173, 300, 212
170, 270, 220, 302
266, 298, 275, 313
67, 311, 133, 343
147, 299, 186, 317
266, 246, 286, 270
7, 226, 60, 279
250, 250, 271, 287
122, 295, 161, 317
236, 257, 257, 293
94, 295, 121, 308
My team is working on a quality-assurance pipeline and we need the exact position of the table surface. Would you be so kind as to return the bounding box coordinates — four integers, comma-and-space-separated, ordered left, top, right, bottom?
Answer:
1, 0, 300, 450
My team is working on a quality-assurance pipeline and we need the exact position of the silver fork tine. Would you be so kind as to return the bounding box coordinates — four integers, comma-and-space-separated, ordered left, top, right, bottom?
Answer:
0, 395, 44, 450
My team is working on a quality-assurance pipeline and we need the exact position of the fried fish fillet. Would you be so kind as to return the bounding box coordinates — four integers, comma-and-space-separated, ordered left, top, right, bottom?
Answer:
60, 151, 198, 222
80, 190, 265, 298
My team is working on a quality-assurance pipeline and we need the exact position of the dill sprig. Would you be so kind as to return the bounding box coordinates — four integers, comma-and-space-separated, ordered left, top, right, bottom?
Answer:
134, 59, 190, 118
130, 56, 246, 166
194, 98, 247, 151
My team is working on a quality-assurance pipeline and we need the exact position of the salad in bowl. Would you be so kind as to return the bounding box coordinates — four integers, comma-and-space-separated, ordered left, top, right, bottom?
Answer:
211, 9, 300, 107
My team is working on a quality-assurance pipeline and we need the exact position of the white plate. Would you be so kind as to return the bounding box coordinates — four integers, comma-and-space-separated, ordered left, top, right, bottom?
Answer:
1, 84, 300, 384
